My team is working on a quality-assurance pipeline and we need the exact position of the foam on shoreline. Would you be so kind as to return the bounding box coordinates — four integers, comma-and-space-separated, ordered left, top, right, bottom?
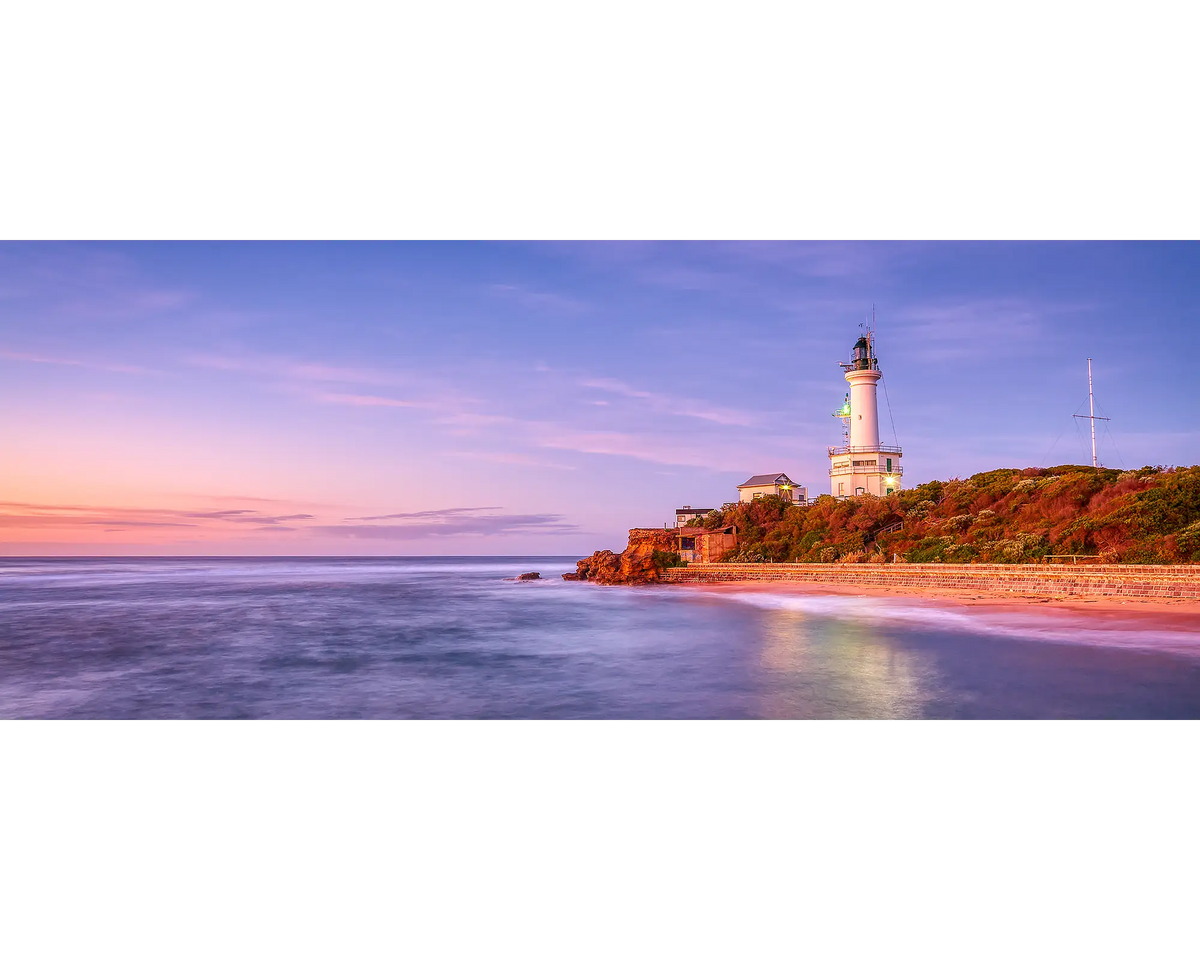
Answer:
678, 580, 1200, 658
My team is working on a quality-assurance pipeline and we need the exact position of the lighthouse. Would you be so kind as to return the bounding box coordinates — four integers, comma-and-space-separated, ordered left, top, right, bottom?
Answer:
828, 323, 902, 497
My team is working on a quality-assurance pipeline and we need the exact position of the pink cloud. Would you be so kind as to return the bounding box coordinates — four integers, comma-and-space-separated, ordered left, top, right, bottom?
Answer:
315, 392, 424, 408
0, 501, 315, 538
0, 348, 153, 375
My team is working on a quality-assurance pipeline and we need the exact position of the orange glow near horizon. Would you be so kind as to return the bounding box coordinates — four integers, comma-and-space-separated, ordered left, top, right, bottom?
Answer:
0, 497, 320, 546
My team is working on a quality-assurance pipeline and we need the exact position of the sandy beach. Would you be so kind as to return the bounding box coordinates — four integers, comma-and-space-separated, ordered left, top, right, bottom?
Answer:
673, 579, 1200, 635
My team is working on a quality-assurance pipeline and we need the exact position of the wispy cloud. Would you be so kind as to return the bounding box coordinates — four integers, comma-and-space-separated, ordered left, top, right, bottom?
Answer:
531, 426, 735, 469
636, 265, 732, 292
445, 451, 576, 470
316, 392, 426, 408
710, 241, 896, 279
0, 348, 153, 375
188, 353, 396, 385
317, 506, 578, 540
186, 351, 482, 418
542, 241, 896, 292
180, 510, 314, 524
581, 377, 758, 427
488, 283, 587, 314
0, 501, 313, 535
889, 298, 1093, 360
347, 506, 504, 522
435, 412, 516, 428
0, 246, 194, 322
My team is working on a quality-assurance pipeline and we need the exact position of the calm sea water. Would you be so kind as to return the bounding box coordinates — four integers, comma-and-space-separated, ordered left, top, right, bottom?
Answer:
2, 556, 1199, 719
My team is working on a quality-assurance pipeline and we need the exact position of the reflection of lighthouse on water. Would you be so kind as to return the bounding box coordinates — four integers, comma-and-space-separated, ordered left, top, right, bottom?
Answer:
828, 318, 903, 498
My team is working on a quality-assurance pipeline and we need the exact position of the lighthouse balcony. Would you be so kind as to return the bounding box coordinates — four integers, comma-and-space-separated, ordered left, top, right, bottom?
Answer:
829, 463, 903, 478
826, 443, 902, 457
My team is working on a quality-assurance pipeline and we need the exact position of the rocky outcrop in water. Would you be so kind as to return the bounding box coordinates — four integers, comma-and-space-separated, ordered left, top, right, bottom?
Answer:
564, 528, 676, 585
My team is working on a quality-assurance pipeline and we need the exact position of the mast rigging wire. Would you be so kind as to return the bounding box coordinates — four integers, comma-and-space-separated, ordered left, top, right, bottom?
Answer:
880, 375, 899, 447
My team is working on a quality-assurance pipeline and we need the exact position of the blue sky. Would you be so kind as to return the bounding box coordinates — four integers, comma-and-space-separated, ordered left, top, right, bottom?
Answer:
1, 241, 1197, 555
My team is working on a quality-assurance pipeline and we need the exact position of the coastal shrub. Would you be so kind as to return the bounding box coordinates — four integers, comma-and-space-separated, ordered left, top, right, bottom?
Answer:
681, 465, 1200, 564
724, 549, 766, 563
990, 533, 1047, 562
944, 514, 973, 532
652, 550, 685, 570
906, 499, 935, 520
1178, 521, 1200, 562
944, 543, 978, 563
906, 536, 951, 563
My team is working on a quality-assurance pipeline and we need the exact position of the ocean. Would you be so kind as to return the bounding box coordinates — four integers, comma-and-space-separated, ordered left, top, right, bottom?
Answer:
2, 556, 1199, 719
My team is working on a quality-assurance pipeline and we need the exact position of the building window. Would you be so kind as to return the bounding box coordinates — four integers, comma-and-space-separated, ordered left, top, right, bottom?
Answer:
856, 487, 865, 495
886, 457, 893, 472
838, 483, 845, 496
680, 537, 696, 550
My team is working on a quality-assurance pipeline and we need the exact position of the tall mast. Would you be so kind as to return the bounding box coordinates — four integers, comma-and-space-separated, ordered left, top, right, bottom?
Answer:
1088, 358, 1097, 468
1074, 358, 1108, 467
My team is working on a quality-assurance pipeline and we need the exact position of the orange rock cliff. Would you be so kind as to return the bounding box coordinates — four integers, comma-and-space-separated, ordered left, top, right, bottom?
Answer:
563, 528, 676, 585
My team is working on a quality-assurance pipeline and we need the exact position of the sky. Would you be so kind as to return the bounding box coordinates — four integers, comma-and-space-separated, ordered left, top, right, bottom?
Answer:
1, 241, 1197, 556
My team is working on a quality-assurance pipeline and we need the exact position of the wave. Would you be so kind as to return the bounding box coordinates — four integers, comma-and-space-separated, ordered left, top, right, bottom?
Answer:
699, 589, 1200, 658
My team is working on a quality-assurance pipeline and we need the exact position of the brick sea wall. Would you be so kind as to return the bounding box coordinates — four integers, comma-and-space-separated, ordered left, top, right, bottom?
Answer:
660, 563, 1200, 600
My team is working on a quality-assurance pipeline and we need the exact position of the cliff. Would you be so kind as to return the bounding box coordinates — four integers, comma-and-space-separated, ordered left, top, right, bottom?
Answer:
564, 528, 677, 584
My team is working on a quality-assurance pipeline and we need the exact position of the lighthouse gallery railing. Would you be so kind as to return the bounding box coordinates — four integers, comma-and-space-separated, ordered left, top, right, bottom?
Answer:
829, 464, 903, 477
827, 443, 903, 457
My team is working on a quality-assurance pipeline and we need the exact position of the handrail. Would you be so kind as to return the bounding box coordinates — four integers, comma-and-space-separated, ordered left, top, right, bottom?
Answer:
829, 464, 904, 476
827, 444, 903, 456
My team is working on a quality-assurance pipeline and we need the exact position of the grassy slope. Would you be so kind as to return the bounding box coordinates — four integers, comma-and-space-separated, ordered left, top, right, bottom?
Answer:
699, 465, 1200, 564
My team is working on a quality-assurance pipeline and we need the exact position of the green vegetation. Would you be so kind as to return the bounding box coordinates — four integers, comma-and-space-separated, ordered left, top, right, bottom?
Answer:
651, 550, 686, 570
699, 465, 1200, 564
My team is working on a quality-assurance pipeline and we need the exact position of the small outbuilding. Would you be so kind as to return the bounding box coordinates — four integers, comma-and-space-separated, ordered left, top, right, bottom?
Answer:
676, 525, 738, 563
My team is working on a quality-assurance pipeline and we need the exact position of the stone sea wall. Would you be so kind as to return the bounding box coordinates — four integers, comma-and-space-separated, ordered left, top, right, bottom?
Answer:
661, 562, 1200, 600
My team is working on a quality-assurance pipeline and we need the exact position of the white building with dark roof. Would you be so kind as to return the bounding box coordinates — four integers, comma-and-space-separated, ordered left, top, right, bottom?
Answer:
737, 473, 806, 504
675, 506, 716, 528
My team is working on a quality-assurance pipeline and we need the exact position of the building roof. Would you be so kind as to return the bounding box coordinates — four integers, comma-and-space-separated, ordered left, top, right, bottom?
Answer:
738, 473, 794, 488
676, 507, 715, 515
676, 525, 736, 536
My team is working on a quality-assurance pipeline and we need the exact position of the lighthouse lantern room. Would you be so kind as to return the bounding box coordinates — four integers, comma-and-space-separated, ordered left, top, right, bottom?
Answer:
828, 320, 902, 497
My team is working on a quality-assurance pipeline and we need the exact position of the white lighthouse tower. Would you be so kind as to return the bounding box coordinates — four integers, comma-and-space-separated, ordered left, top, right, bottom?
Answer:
828, 321, 902, 497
